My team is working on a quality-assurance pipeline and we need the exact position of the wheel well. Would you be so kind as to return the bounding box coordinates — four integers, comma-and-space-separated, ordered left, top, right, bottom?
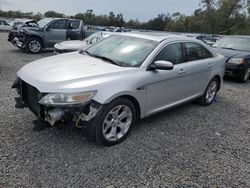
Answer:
214, 75, 221, 90
27, 35, 45, 48
118, 95, 141, 120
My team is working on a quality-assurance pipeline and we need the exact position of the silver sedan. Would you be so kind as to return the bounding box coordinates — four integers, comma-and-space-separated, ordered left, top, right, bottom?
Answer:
13, 32, 225, 146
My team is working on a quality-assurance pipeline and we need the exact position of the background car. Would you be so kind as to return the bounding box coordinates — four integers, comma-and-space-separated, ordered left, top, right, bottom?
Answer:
8, 18, 87, 54
10, 18, 38, 29
0, 20, 12, 31
54, 31, 112, 54
13, 32, 225, 146
212, 35, 250, 82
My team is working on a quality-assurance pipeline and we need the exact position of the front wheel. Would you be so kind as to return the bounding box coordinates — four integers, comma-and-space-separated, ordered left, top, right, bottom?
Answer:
89, 98, 137, 146
198, 78, 219, 106
238, 68, 250, 83
26, 38, 42, 54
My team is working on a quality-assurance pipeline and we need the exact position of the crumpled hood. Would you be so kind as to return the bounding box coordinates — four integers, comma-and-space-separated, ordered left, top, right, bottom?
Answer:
212, 47, 250, 59
23, 27, 43, 33
56, 40, 88, 50
18, 52, 136, 92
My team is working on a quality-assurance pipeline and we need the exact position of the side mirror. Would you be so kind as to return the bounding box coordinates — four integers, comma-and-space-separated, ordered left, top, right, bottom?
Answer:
45, 26, 50, 31
149, 60, 174, 70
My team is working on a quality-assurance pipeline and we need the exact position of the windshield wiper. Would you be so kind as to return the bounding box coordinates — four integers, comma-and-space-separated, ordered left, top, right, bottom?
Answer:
221, 47, 238, 51
80, 50, 93, 56
95, 55, 123, 66
80, 50, 123, 66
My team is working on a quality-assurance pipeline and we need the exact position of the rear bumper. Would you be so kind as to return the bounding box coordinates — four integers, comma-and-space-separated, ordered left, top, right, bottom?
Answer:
54, 43, 78, 54
54, 49, 76, 55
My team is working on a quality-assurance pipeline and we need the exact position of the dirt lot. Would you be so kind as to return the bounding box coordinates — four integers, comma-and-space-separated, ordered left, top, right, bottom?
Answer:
0, 32, 249, 187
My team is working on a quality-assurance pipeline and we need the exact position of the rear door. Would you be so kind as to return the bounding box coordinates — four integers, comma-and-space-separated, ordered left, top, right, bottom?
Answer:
66, 20, 83, 40
182, 42, 215, 93
44, 19, 67, 47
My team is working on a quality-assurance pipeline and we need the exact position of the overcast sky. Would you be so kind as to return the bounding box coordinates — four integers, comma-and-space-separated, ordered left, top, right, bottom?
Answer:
0, 0, 201, 21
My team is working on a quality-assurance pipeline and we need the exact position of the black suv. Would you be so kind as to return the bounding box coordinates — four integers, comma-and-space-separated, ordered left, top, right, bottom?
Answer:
212, 35, 250, 83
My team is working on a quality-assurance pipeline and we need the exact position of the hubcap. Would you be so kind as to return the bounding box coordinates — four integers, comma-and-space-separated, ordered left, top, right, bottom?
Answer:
206, 81, 217, 103
29, 40, 41, 53
102, 105, 132, 142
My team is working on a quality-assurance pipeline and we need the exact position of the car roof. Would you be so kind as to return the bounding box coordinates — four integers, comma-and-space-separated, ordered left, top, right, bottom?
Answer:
121, 31, 193, 42
225, 35, 250, 39
45, 18, 81, 21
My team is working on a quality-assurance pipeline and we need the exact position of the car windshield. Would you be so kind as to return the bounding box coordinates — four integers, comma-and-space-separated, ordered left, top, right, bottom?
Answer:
213, 37, 250, 52
84, 35, 158, 67
37, 18, 53, 27
84, 32, 111, 43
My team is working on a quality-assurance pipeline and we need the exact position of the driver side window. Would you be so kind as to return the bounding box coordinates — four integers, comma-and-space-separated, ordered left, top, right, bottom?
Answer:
48, 20, 67, 30
153, 43, 184, 64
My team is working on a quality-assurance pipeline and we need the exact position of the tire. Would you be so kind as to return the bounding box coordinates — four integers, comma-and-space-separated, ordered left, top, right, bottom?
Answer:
238, 68, 250, 83
87, 98, 137, 146
198, 78, 219, 106
26, 38, 42, 54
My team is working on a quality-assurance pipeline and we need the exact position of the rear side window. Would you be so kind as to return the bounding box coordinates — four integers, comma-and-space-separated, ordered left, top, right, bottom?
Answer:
184, 42, 213, 61
69, 20, 80, 29
153, 43, 184, 64
48, 20, 67, 29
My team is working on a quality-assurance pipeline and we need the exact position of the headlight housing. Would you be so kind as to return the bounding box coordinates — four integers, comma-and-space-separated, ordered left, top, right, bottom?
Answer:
39, 91, 96, 106
227, 58, 245, 65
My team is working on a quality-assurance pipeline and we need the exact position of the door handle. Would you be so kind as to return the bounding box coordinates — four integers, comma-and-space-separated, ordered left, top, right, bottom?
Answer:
178, 68, 186, 74
208, 63, 212, 68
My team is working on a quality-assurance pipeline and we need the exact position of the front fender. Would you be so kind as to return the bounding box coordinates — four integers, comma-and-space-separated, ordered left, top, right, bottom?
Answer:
94, 90, 147, 119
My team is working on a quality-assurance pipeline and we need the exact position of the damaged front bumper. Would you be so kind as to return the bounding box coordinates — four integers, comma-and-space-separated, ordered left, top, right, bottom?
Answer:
9, 30, 27, 49
12, 37, 25, 49
43, 100, 101, 127
12, 78, 101, 127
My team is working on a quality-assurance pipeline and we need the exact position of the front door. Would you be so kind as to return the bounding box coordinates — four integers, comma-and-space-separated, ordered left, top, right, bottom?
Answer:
44, 19, 67, 47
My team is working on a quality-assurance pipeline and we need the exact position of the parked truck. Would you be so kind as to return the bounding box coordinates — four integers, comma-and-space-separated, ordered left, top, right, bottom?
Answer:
8, 18, 87, 54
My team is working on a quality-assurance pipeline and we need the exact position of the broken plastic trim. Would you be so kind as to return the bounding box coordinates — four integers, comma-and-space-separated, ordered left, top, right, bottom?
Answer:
75, 101, 101, 128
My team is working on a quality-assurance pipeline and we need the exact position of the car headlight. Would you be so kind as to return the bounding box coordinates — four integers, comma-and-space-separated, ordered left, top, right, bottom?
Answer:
227, 58, 245, 64
39, 91, 96, 106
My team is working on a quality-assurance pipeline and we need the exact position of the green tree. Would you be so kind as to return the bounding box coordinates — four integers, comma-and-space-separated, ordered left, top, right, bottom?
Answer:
44, 11, 64, 18
109, 12, 116, 26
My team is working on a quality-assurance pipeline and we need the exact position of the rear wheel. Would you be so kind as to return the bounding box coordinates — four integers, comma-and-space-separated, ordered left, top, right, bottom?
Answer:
199, 78, 219, 106
26, 38, 42, 54
238, 68, 250, 83
88, 98, 136, 146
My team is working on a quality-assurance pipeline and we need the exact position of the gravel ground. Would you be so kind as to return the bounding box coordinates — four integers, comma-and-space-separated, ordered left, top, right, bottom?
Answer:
0, 32, 249, 188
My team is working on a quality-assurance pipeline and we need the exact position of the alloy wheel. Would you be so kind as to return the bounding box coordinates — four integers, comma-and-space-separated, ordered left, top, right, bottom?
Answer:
28, 40, 41, 53
206, 80, 217, 103
102, 105, 132, 142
